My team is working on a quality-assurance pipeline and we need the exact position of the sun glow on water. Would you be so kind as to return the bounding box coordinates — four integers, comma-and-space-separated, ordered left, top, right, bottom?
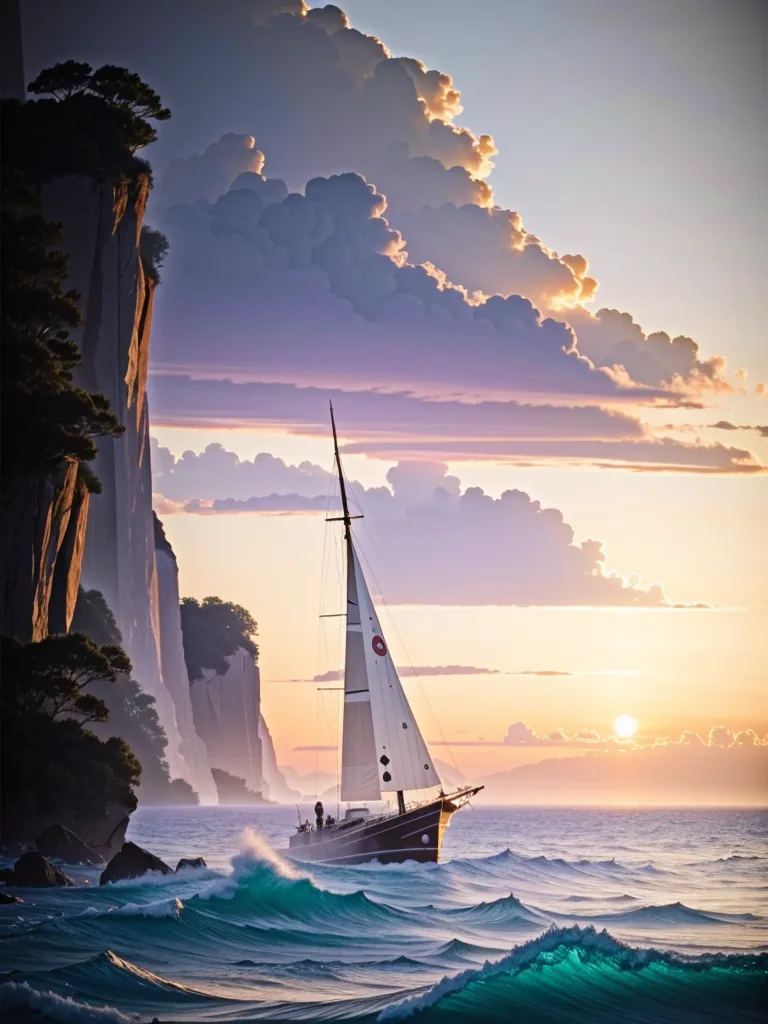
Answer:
613, 714, 638, 739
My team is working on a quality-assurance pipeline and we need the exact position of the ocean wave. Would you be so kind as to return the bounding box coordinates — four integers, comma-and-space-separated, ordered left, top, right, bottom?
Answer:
562, 892, 639, 902
437, 892, 548, 929
427, 937, 509, 965
0, 980, 139, 1023
197, 839, 413, 936
377, 925, 768, 1022
18, 949, 230, 1014
443, 847, 674, 883
558, 901, 761, 927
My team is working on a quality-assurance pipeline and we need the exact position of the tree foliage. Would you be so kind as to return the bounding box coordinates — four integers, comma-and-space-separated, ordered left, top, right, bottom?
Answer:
1, 176, 123, 481
1, 633, 131, 726
180, 596, 259, 682
1, 632, 141, 831
21, 61, 170, 168
140, 226, 170, 284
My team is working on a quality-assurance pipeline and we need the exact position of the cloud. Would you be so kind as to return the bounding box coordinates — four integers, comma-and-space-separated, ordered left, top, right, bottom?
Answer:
438, 721, 767, 753
152, 446, 680, 606
516, 670, 574, 677
150, 437, 334, 502
566, 308, 731, 393
475, 727, 768, 805
303, 665, 500, 683
151, 133, 271, 207
398, 203, 598, 312
150, 170, 653, 403
131, 1, 495, 205
503, 721, 607, 748
26, 1, 736, 400
148, 378, 764, 474
340, 436, 762, 473
710, 420, 768, 438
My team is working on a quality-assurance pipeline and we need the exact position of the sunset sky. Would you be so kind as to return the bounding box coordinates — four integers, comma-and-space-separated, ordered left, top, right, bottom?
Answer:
25, 0, 767, 797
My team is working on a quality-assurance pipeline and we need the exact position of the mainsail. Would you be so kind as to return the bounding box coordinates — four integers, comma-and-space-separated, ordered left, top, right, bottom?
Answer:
331, 405, 441, 803
340, 541, 380, 801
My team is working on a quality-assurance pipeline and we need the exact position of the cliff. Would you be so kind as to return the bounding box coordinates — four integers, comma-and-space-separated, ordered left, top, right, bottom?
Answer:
41, 174, 214, 800
190, 647, 263, 794
153, 516, 217, 802
0, 458, 89, 642
258, 713, 300, 803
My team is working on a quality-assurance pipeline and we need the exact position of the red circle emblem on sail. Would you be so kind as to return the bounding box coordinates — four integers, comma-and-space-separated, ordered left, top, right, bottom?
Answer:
372, 635, 387, 657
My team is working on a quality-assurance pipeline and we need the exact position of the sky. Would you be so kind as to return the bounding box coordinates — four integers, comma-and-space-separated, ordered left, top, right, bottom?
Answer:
24, 0, 767, 802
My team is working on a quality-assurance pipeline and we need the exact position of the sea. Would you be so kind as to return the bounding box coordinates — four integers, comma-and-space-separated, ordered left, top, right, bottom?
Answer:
1, 805, 766, 1023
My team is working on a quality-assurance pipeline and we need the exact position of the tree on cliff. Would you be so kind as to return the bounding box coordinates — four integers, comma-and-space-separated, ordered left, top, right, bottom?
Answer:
1, 59, 172, 483
140, 226, 170, 284
180, 596, 259, 682
1, 176, 123, 483
0, 633, 141, 834
5, 61, 171, 176
2, 633, 130, 726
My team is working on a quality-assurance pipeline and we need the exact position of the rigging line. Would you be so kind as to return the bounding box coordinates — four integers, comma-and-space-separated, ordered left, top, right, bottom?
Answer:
317, 455, 336, 680
350, 512, 463, 784
336, 685, 342, 817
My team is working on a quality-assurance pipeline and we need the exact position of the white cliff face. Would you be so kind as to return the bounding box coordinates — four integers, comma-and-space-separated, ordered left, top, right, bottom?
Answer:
42, 174, 211, 799
190, 647, 263, 793
258, 713, 300, 803
154, 542, 218, 803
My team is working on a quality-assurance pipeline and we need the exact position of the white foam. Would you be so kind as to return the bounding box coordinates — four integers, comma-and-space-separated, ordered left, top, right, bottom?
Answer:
377, 925, 635, 1021
113, 896, 184, 918
0, 981, 138, 1023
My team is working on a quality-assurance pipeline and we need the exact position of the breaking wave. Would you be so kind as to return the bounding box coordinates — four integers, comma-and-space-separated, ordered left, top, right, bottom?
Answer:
3, 813, 765, 1023
378, 926, 768, 1022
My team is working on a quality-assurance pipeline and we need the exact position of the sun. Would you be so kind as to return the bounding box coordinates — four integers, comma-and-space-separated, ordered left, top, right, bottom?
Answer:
614, 714, 638, 739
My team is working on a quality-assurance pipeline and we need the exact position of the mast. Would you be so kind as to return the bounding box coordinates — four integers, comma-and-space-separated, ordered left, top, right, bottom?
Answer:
329, 405, 440, 809
329, 401, 357, 538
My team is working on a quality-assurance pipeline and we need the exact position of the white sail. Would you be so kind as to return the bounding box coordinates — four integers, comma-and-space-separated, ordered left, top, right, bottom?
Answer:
347, 541, 441, 795
340, 539, 381, 802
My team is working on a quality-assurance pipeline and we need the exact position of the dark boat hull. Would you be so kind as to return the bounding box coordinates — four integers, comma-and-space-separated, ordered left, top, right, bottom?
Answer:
287, 789, 481, 865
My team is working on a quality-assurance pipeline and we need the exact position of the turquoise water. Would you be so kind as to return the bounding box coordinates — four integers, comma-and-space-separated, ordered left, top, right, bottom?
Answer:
1, 806, 766, 1022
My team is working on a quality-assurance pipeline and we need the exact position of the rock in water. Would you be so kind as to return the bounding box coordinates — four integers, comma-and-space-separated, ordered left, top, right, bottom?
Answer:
0, 892, 23, 904
100, 841, 172, 885
36, 824, 103, 866
176, 857, 207, 871
11, 852, 74, 887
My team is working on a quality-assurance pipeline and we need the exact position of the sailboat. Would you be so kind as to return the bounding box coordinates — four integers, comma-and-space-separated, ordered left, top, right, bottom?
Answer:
288, 406, 482, 865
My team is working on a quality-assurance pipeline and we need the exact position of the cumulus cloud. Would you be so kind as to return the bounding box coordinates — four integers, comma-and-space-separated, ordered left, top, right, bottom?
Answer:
121, 0, 495, 205
26, 0, 735, 397
152, 444, 677, 606
152, 133, 269, 206
398, 203, 597, 312
151, 169, 647, 402
436, 722, 768, 752
503, 721, 607, 747
567, 308, 730, 393
150, 438, 333, 501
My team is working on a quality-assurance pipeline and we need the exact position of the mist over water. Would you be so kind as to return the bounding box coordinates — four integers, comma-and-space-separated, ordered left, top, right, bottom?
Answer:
1, 806, 765, 1022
